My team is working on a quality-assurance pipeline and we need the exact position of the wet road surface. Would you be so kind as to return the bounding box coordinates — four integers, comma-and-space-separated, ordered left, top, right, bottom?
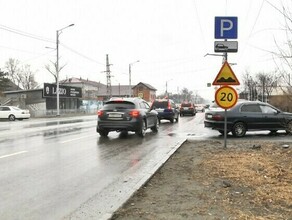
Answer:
0, 113, 289, 219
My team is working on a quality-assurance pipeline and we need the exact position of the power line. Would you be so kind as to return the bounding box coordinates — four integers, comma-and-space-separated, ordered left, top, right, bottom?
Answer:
0, 44, 40, 55
0, 24, 54, 43
60, 43, 105, 66
192, 0, 207, 52
239, 0, 265, 60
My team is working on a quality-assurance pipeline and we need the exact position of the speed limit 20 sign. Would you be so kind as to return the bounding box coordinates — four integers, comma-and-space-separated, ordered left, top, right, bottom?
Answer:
215, 86, 238, 109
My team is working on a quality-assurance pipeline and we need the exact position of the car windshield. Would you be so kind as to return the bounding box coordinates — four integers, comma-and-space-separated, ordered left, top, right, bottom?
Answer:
11, 106, 21, 110
152, 101, 168, 108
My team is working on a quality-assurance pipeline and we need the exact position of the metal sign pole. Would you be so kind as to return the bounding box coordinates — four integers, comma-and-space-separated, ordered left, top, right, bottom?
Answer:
214, 16, 239, 149
224, 48, 228, 149
224, 109, 227, 148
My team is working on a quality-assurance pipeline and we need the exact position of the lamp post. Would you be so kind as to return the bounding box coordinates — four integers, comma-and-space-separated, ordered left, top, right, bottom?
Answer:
56, 23, 74, 116
128, 60, 140, 97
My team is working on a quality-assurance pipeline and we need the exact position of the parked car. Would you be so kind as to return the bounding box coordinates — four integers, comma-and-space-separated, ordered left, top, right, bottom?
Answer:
0, 106, 30, 121
96, 97, 159, 137
204, 100, 292, 137
180, 102, 196, 116
150, 99, 179, 123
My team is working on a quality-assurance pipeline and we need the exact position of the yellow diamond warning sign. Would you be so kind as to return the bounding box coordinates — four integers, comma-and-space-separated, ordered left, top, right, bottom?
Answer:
212, 61, 240, 85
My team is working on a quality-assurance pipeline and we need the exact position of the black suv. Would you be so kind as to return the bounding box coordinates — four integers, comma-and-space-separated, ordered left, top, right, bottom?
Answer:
96, 97, 159, 137
150, 99, 179, 123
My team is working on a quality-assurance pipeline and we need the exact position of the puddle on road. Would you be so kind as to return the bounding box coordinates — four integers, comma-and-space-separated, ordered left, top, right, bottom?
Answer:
24, 119, 85, 128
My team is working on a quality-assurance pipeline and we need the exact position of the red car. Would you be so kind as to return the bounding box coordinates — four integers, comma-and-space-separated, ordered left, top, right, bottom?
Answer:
180, 102, 196, 116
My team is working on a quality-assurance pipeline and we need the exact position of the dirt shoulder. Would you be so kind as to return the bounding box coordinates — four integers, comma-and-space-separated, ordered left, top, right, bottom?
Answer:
111, 139, 292, 220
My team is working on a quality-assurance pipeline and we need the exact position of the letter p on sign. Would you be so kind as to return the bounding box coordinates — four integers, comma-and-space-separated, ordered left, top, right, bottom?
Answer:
215, 17, 238, 39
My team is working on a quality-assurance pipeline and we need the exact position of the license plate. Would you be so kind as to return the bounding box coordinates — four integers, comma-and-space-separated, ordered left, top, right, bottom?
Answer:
108, 113, 122, 118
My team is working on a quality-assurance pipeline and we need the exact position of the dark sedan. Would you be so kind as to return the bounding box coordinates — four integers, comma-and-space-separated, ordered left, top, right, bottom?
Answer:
96, 97, 159, 137
204, 100, 292, 137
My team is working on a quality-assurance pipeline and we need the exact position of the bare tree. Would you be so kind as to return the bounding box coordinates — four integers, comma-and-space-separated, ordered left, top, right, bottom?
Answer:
45, 61, 66, 83
271, 2, 292, 98
0, 69, 10, 93
181, 87, 193, 102
241, 70, 258, 101
255, 71, 278, 102
20, 64, 39, 90
4, 58, 39, 90
4, 58, 22, 88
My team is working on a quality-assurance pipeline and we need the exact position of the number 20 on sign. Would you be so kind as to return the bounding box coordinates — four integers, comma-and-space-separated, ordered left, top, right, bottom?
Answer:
215, 86, 238, 109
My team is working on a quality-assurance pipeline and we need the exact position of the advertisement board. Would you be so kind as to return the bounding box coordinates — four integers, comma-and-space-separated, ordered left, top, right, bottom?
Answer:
43, 83, 82, 98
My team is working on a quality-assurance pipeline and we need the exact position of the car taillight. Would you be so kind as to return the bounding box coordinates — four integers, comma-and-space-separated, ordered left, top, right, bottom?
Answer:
130, 110, 140, 118
97, 110, 104, 117
167, 102, 171, 109
212, 114, 224, 121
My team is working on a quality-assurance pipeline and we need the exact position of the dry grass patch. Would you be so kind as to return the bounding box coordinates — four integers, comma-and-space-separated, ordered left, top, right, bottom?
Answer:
199, 141, 292, 219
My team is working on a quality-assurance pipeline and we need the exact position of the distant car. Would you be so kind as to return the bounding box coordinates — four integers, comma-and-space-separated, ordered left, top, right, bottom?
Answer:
204, 100, 292, 137
96, 97, 159, 137
180, 102, 196, 116
0, 106, 30, 121
195, 104, 205, 112
150, 99, 179, 123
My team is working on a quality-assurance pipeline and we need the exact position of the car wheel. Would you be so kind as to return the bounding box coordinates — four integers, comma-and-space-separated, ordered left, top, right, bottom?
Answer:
151, 117, 159, 132
99, 129, 109, 137
218, 130, 230, 136
232, 122, 246, 137
170, 118, 174, 123
120, 131, 128, 137
269, 130, 278, 135
8, 115, 16, 121
286, 121, 292, 134
136, 120, 146, 137
218, 130, 225, 135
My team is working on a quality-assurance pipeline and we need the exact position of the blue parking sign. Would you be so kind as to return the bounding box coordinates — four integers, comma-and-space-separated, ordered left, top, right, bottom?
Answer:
215, 17, 238, 39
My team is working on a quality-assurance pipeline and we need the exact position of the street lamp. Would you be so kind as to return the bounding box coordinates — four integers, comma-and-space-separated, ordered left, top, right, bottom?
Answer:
56, 23, 74, 116
128, 60, 140, 97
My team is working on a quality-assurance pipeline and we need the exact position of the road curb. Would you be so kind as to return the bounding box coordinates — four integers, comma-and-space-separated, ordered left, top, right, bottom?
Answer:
64, 138, 187, 220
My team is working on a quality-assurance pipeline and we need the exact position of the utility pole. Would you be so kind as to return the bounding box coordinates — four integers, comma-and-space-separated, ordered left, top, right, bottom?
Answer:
105, 54, 112, 100
55, 24, 74, 116
129, 60, 140, 97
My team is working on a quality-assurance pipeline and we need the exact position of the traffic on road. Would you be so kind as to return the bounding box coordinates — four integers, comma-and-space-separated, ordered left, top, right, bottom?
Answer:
0, 109, 290, 219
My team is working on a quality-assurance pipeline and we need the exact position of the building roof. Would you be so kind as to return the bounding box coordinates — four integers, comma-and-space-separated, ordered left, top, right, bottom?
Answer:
132, 82, 157, 91
60, 77, 106, 88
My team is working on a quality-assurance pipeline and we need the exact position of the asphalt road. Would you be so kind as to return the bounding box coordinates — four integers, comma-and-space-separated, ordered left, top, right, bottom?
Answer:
0, 113, 288, 220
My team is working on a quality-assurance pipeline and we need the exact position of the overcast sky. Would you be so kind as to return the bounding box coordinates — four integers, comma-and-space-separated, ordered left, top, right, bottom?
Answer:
0, 0, 290, 100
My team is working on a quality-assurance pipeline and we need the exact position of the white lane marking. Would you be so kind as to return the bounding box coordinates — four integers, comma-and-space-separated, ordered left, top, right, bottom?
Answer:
0, 151, 28, 159
60, 134, 96, 144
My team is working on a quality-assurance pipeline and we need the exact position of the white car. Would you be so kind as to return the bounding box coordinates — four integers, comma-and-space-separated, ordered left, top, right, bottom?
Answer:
195, 104, 205, 112
0, 106, 30, 121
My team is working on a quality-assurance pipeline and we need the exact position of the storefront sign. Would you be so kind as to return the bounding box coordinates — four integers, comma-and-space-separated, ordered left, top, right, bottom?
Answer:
43, 83, 82, 98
